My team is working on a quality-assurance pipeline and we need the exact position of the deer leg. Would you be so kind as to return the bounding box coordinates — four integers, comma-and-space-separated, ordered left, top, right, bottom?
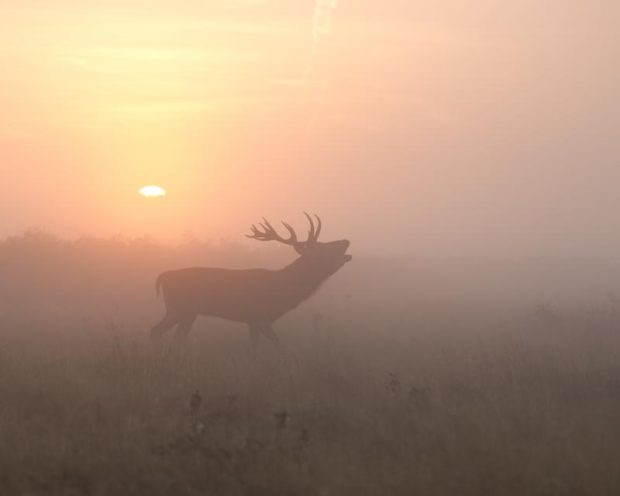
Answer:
260, 325, 281, 350
174, 314, 198, 341
150, 313, 178, 340
249, 326, 260, 351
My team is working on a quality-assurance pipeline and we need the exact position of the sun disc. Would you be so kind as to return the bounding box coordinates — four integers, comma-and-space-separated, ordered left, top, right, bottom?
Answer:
139, 185, 166, 198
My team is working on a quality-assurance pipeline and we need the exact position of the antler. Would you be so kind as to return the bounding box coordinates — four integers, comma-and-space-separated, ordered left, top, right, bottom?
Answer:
246, 218, 298, 246
247, 213, 322, 251
303, 212, 322, 243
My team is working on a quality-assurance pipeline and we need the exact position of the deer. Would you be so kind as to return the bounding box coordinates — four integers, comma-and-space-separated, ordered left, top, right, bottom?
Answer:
150, 214, 352, 347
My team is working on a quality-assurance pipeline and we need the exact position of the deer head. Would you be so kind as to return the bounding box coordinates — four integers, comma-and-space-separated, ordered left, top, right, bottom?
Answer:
247, 213, 352, 273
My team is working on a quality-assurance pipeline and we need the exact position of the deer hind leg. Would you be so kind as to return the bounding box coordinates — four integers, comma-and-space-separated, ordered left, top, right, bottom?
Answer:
174, 314, 198, 341
151, 313, 178, 340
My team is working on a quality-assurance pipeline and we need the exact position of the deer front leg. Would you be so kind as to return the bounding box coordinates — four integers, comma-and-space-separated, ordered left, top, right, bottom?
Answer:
249, 325, 260, 351
260, 325, 281, 350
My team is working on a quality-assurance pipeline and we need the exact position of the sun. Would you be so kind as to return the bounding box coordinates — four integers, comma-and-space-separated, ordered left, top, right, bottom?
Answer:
139, 185, 167, 198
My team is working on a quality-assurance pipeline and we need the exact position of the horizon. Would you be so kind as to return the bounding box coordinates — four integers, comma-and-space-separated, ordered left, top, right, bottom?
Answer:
5, 227, 620, 265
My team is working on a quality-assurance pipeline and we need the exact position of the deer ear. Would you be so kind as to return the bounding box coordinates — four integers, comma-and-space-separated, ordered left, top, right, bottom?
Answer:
294, 244, 306, 256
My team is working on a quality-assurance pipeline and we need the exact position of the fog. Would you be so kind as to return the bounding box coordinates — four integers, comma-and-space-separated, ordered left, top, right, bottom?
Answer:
1, 0, 618, 258
4, 230, 620, 494
2, 2, 620, 494
3, 230, 620, 327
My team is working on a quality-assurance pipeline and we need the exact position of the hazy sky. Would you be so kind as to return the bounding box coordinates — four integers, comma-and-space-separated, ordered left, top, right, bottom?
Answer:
0, 1, 618, 257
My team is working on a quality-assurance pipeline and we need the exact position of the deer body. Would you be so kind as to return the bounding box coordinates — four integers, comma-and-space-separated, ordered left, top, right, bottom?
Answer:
151, 215, 351, 345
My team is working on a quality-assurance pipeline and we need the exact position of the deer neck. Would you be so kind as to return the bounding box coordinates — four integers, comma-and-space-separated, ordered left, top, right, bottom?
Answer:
280, 256, 327, 299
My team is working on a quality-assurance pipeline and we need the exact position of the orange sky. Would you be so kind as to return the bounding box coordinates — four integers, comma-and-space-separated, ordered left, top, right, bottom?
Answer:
1, 1, 618, 257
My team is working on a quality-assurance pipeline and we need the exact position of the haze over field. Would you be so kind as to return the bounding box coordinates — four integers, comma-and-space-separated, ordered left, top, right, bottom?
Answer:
3, 3, 620, 495
1, 0, 618, 258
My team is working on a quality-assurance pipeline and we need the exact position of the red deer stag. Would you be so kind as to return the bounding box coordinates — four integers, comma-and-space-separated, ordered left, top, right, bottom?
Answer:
151, 214, 351, 346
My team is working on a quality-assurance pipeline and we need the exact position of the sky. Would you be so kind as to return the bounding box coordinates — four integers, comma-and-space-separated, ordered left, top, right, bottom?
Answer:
0, 0, 618, 258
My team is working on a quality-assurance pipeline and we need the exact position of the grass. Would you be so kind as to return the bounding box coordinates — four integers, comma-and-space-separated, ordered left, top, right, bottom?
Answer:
1, 308, 620, 495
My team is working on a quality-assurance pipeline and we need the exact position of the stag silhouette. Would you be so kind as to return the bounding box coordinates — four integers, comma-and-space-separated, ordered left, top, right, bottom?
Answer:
151, 214, 351, 346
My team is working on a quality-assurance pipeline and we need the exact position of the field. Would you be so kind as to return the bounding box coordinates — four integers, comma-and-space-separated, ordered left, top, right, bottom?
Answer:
2, 306, 619, 496
1, 234, 619, 495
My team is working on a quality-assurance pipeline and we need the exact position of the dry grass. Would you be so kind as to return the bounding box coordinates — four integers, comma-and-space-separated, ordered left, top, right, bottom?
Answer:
1, 309, 619, 496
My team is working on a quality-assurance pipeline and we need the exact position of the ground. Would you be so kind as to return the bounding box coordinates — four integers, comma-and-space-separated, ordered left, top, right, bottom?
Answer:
0, 308, 619, 495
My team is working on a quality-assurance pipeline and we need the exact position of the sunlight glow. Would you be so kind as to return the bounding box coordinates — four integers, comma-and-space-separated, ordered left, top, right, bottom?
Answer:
139, 185, 167, 198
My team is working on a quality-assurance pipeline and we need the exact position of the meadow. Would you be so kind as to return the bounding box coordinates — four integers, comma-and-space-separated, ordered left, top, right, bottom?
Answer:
1, 233, 619, 495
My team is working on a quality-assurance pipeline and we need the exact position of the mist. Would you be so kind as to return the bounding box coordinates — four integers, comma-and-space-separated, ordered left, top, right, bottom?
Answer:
1, 0, 618, 259
2, 1, 620, 495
